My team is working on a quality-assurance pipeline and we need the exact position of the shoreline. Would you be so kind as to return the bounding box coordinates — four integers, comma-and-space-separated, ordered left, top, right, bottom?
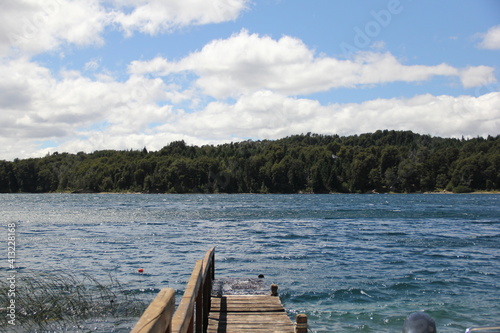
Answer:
2, 190, 499, 195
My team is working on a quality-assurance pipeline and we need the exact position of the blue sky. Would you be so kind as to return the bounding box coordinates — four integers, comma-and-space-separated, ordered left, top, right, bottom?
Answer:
0, 0, 499, 160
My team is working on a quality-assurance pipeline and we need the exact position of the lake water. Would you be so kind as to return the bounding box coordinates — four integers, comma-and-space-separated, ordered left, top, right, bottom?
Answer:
1, 193, 499, 332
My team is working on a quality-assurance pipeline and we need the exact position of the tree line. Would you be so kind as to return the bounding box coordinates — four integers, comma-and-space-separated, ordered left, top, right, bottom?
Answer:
0, 130, 499, 194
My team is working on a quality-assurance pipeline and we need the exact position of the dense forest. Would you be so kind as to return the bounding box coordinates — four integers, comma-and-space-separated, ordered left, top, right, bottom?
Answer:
0, 130, 499, 194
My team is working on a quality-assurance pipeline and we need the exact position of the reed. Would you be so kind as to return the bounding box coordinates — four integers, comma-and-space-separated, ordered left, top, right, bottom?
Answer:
0, 270, 147, 331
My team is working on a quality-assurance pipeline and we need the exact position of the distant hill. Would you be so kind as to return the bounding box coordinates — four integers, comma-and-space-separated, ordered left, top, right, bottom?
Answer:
1, 130, 499, 193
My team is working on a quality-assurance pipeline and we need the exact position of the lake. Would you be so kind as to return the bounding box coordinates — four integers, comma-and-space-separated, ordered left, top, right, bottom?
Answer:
1, 193, 499, 332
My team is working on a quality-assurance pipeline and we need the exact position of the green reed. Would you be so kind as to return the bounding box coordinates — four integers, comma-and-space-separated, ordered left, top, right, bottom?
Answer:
0, 270, 147, 332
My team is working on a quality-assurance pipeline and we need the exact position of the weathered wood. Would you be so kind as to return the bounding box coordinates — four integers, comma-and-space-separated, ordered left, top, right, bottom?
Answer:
209, 312, 292, 319
131, 288, 176, 333
170, 248, 215, 333
270, 284, 279, 296
212, 278, 267, 296
131, 248, 306, 333
295, 314, 308, 333
202, 247, 215, 331
202, 247, 215, 281
208, 312, 294, 324
207, 327, 295, 333
172, 260, 203, 333
207, 294, 295, 333
210, 295, 286, 312
210, 295, 285, 304
208, 313, 295, 332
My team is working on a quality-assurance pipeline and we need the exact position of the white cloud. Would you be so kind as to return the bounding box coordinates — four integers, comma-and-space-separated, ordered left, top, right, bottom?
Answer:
160, 90, 500, 141
0, 0, 108, 57
0, 0, 249, 57
0, 57, 183, 159
459, 66, 497, 89
1, 52, 498, 161
477, 25, 500, 50
49, 89, 500, 161
0, 10, 498, 162
129, 30, 494, 98
112, 0, 249, 36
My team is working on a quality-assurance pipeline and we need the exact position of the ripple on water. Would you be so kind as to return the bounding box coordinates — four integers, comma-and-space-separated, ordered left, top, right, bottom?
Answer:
4, 193, 500, 332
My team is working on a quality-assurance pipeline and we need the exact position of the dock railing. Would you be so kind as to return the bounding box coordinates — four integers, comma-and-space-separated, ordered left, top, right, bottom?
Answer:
465, 327, 500, 332
131, 247, 215, 333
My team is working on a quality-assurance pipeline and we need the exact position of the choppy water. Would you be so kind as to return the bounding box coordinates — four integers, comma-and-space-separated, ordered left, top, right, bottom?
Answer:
1, 194, 499, 332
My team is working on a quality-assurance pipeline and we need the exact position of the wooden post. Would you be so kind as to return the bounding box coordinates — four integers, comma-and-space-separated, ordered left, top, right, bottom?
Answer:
188, 316, 194, 333
202, 247, 215, 333
270, 284, 278, 296
210, 251, 215, 280
195, 288, 203, 333
202, 279, 211, 332
296, 314, 308, 333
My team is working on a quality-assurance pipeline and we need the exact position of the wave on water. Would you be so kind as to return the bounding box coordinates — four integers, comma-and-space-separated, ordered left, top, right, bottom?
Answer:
2, 193, 499, 332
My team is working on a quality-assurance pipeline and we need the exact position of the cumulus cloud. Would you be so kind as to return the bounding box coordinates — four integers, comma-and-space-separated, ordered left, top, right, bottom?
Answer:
0, 0, 249, 57
459, 66, 497, 89
477, 25, 500, 50
0, 4, 498, 162
129, 30, 494, 98
1, 52, 499, 161
159, 90, 500, 141
29, 89, 498, 162
112, 0, 249, 36
0, 0, 109, 57
0, 57, 182, 159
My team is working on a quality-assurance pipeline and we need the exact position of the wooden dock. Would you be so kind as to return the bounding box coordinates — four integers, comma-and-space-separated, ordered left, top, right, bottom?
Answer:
207, 294, 296, 333
131, 248, 308, 333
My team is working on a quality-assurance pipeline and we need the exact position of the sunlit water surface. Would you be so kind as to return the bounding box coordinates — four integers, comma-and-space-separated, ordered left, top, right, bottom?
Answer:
1, 194, 499, 332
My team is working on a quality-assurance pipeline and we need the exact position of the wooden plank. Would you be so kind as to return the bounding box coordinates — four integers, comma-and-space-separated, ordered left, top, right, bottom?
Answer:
210, 296, 286, 313
207, 322, 295, 333
209, 305, 285, 312
211, 295, 283, 302
171, 260, 203, 333
209, 312, 293, 323
210, 296, 285, 306
206, 294, 295, 333
207, 327, 295, 333
207, 319, 295, 333
202, 247, 215, 331
202, 247, 215, 279
207, 326, 295, 333
131, 288, 176, 333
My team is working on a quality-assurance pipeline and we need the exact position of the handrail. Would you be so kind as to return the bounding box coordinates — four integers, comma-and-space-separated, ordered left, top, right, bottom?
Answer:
202, 247, 215, 282
172, 247, 215, 333
171, 260, 203, 333
131, 248, 215, 333
131, 288, 176, 333
466, 327, 500, 332
201, 247, 215, 331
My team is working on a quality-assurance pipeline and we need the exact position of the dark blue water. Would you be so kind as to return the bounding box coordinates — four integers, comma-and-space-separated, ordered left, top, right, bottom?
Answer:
1, 194, 499, 332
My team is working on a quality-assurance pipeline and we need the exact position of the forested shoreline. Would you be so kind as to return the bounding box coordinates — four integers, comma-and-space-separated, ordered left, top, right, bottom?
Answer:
1, 130, 499, 194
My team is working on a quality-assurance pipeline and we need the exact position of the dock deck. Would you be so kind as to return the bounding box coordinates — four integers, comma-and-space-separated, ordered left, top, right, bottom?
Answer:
131, 248, 307, 333
207, 295, 295, 333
